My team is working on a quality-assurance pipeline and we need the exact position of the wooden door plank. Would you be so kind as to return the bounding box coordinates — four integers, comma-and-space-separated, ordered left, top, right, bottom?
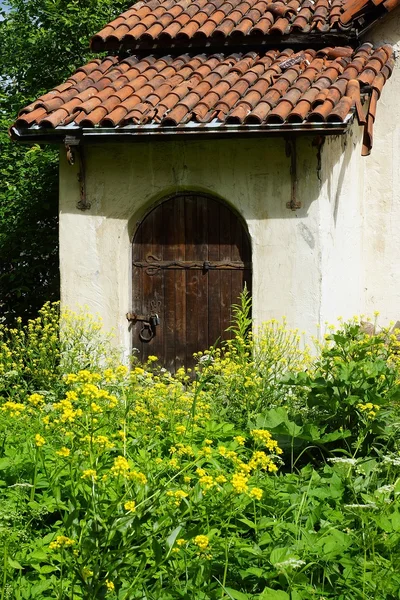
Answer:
162, 198, 178, 370
184, 195, 198, 368
132, 193, 252, 372
174, 196, 186, 371
197, 196, 208, 353
219, 201, 232, 340
207, 198, 221, 349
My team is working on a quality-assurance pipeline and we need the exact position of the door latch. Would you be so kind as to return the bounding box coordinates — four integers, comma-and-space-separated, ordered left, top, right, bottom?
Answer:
126, 312, 160, 343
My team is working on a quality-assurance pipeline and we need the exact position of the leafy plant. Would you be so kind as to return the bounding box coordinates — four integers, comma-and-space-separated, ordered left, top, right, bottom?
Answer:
0, 306, 400, 598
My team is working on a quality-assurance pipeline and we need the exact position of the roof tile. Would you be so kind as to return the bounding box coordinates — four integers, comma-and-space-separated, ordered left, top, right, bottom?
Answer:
89, 0, 400, 51
13, 44, 393, 156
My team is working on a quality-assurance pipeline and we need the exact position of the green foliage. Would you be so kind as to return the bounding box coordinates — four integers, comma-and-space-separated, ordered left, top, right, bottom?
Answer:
282, 320, 400, 456
1, 307, 400, 598
0, 0, 129, 321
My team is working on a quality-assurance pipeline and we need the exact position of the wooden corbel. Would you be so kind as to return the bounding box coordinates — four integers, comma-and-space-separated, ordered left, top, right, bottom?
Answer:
64, 136, 91, 211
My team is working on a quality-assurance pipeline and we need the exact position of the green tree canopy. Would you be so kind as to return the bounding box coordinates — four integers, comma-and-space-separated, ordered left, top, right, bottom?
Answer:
0, 0, 129, 321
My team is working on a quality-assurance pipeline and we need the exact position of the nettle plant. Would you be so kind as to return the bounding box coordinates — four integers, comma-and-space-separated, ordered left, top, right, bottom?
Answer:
0, 301, 400, 599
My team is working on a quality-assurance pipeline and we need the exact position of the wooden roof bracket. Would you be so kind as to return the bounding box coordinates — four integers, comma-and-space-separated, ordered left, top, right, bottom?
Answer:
64, 135, 91, 211
285, 138, 301, 210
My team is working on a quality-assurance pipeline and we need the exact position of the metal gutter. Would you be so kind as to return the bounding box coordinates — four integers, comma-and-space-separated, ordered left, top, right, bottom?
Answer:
10, 116, 354, 145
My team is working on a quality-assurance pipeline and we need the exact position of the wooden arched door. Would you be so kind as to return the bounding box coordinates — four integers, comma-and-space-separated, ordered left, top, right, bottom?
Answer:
131, 193, 251, 371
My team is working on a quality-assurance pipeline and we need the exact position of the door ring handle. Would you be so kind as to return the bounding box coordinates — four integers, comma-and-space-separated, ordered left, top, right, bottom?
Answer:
139, 322, 154, 343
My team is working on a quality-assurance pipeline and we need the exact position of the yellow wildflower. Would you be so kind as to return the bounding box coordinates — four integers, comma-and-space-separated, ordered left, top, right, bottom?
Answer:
49, 535, 75, 550
177, 538, 186, 546
82, 567, 93, 579
111, 456, 130, 477
28, 393, 45, 407
193, 535, 209, 551
35, 434, 45, 447
215, 475, 227, 484
106, 580, 115, 592
231, 472, 249, 493
2, 401, 25, 417
56, 447, 70, 457
199, 475, 214, 490
129, 470, 148, 485
82, 469, 97, 480
234, 436, 246, 446
124, 500, 136, 512
249, 487, 263, 500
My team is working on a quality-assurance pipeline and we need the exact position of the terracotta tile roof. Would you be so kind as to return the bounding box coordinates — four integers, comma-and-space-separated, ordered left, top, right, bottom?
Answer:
90, 0, 400, 51
13, 44, 392, 154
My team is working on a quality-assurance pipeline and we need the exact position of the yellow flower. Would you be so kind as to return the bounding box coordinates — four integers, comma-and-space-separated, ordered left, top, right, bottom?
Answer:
251, 429, 282, 453
129, 469, 148, 485
56, 447, 70, 457
35, 434, 45, 447
49, 535, 75, 550
28, 393, 45, 407
199, 475, 214, 490
231, 472, 249, 493
111, 456, 130, 477
234, 436, 246, 446
82, 469, 97, 480
2, 401, 25, 417
177, 538, 186, 546
215, 475, 227, 484
124, 500, 136, 512
249, 487, 263, 500
106, 579, 115, 592
82, 567, 93, 579
193, 535, 209, 551
65, 391, 78, 402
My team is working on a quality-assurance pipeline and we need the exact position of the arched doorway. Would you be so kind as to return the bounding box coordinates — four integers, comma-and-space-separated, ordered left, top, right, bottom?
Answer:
131, 193, 252, 371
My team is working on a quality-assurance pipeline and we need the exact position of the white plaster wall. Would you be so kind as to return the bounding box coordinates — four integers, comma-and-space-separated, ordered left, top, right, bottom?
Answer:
318, 127, 365, 327
362, 13, 400, 322
59, 129, 365, 355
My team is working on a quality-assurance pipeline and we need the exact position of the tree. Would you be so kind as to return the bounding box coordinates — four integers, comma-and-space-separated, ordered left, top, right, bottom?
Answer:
0, 0, 129, 322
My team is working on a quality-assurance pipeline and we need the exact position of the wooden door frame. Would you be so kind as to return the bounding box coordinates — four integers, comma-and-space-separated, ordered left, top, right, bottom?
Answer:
129, 191, 253, 368
130, 191, 251, 248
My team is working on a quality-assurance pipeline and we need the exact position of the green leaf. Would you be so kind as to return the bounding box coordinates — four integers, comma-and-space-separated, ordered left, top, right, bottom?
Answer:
259, 589, 290, 599
256, 408, 287, 429
152, 538, 163, 565
166, 525, 183, 550
8, 557, 23, 569
391, 511, 400, 532
269, 547, 295, 566
0, 457, 11, 470
224, 588, 250, 600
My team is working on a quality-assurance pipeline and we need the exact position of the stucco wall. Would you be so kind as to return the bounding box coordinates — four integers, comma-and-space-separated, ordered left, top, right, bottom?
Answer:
59, 127, 367, 354
362, 13, 400, 323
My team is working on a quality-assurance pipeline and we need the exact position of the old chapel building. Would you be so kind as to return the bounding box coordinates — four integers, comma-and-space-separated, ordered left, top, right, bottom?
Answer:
11, 0, 400, 370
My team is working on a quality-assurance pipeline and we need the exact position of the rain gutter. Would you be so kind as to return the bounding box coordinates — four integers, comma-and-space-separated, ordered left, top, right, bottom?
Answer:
10, 115, 353, 145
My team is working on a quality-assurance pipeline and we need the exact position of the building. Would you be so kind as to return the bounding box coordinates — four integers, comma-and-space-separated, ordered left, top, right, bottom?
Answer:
10, 0, 400, 370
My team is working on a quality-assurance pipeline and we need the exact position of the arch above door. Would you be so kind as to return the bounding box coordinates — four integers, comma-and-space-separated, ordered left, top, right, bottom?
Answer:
131, 193, 252, 371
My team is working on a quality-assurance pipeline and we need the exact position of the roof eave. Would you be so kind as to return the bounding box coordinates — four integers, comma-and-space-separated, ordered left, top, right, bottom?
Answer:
10, 118, 354, 145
